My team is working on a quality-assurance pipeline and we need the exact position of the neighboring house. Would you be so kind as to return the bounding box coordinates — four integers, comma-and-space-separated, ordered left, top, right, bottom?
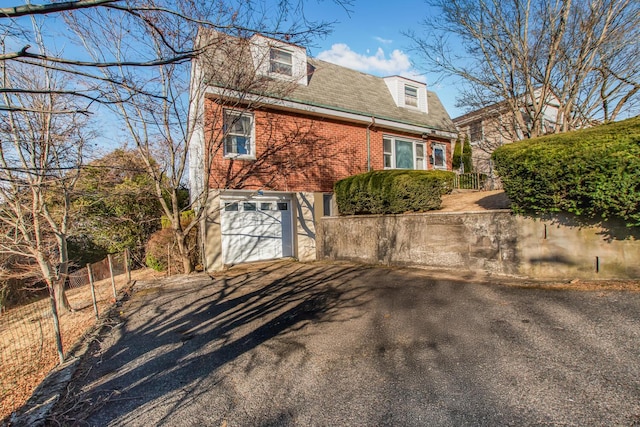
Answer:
453, 93, 561, 174
188, 31, 457, 271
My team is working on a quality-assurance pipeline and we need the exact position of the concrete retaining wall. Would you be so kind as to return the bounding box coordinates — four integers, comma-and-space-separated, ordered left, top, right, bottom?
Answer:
317, 211, 640, 279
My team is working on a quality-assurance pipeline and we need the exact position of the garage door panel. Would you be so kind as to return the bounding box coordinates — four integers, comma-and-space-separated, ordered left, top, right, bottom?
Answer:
221, 196, 293, 265
224, 234, 282, 264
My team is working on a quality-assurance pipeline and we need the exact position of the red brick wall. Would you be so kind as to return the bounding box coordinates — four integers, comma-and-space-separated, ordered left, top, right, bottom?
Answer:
204, 99, 452, 193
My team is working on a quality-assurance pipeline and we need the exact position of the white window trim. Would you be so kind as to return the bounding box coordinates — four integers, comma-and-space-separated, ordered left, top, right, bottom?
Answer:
383, 135, 427, 170
223, 109, 256, 160
431, 143, 447, 170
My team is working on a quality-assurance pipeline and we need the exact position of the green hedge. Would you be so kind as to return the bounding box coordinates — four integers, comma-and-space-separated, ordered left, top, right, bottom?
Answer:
492, 116, 640, 226
334, 170, 455, 215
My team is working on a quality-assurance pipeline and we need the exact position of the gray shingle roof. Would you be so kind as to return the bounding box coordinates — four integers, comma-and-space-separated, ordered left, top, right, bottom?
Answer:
198, 31, 456, 134
286, 58, 456, 133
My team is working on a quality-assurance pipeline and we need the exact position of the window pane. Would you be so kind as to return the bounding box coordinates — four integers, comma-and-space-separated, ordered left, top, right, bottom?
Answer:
244, 202, 256, 211
226, 135, 249, 155
270, 48, 293, 76
236, 136, 249, 155
395, 140, 413, 169
270, 48, 292, 64
405, 85, 418, 107
383, 138, 392, 153
277, 202, 288, 211
415, 143, 425, 170
260, 202, 272, 211
230, 116, 250, 133
270, 62, 292, 76
224, 137, 235, 154
434, 147, 445, 167
470, 121, 482, 142
323, 194, 332, 216
224, 202, 238, 211
384, 154, 392, 168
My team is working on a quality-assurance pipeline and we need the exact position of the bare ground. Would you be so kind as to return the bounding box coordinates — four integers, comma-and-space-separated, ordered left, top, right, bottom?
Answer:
440, 189, 511, 212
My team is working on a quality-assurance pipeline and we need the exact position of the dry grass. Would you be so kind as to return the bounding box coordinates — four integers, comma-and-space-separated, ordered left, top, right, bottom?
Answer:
0, 268, 161, 421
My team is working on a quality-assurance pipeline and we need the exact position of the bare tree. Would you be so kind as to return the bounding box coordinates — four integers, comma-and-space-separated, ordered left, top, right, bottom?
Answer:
0, 61, 89, 315
0, 14, 92, 361
410, 0, 639, 137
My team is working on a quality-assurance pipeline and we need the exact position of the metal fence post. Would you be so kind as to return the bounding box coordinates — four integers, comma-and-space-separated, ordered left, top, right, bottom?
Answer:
108, 254, 117, 299
87, 264, 99, 320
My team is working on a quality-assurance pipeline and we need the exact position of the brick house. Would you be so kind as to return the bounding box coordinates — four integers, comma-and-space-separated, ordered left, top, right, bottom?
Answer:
453, 92, 561, 174
188, 31, 457, 271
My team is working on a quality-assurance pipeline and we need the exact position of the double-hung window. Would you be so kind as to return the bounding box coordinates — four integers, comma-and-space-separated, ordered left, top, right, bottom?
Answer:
269, 47, 293, 76
383, 136, 426, 170
404, 84, 418, 107
432, 143, 446, 169
469, 120, 483, 143
224, 110, 254, 159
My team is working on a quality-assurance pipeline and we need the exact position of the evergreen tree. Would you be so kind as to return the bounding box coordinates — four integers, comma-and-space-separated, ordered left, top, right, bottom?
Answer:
453, 136, 463, 171
462, 136, 473, 173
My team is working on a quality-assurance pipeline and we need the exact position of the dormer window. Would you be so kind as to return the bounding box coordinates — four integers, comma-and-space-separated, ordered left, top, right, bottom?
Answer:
384, 76, 428, 111
250, 34, 308, 85
404, 85, 418, 107
269, 48, 293, 76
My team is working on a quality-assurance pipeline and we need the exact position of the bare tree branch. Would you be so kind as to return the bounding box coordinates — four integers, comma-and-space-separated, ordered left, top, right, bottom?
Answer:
0, 0, 117, 18
6, 45, 195, 67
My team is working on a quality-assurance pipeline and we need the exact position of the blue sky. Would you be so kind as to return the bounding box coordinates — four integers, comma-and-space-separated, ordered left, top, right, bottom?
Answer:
302, 0, 464, 118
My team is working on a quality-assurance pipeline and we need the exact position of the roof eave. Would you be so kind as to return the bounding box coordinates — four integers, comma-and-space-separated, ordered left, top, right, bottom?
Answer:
205, 86, 457, 139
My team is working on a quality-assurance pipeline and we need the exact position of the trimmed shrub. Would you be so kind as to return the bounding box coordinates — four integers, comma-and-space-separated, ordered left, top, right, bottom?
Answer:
334, 170, 455, 215
492, 116, 640, 226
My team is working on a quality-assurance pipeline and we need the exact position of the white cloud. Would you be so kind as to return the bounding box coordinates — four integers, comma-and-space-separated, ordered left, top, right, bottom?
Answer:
317, 43, 426, 83
374, 36, 393, 45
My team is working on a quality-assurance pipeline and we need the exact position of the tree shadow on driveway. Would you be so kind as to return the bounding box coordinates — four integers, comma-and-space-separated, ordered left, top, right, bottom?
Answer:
47, 261, 371, 426
41, 261, 640, 426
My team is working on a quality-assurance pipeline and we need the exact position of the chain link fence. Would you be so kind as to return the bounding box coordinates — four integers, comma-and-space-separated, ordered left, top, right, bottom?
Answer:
0, 251, 132, 420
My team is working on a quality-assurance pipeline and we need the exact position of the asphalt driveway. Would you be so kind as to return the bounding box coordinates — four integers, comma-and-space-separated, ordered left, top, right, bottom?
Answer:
46, 260, 640, 426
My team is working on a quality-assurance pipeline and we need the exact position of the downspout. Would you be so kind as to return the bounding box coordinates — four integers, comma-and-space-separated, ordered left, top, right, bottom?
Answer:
366, 116, 376, 171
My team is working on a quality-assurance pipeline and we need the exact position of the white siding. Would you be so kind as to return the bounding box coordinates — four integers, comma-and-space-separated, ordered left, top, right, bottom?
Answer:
383, 76, 428, 113
250, 34, 309, 86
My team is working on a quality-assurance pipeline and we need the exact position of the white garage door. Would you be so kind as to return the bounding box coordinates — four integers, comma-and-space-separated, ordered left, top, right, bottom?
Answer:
220, 196, 293, 265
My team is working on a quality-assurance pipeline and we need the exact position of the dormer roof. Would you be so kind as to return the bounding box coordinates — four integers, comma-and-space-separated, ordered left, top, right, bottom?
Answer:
195, 30, 456, 135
